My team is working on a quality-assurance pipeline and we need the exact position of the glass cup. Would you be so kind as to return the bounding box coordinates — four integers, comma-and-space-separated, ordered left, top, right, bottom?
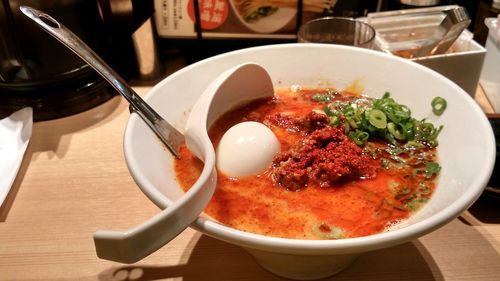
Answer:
297, 17, 376, 49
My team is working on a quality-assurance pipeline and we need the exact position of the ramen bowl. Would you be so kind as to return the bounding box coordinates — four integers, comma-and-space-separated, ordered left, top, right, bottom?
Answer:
123, 44, 495, 280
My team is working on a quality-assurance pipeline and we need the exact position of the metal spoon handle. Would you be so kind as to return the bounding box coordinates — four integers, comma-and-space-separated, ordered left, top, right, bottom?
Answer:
20, 6, 184, 157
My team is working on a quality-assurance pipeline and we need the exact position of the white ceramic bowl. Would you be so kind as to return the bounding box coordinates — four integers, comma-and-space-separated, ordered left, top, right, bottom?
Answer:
123, 44, 496, 280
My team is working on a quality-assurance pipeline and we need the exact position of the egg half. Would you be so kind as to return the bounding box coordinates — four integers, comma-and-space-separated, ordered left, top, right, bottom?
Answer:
216, 121, 280, 178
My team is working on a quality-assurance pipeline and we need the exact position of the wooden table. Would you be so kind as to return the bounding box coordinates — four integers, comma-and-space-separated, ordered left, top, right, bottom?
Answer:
1, 85, 499, 281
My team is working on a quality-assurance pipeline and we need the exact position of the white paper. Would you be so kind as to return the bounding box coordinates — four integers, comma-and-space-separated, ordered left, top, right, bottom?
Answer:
0, 108, 33, 207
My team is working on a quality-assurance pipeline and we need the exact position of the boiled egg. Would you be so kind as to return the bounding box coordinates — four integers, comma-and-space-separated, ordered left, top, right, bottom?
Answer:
216, 121, 280, 178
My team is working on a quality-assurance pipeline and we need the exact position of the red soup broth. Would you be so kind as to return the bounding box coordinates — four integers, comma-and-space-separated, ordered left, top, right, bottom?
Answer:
174, 87, 438, 239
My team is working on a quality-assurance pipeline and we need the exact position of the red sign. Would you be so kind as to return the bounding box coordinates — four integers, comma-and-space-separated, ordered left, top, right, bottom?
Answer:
188, 0, 229, 30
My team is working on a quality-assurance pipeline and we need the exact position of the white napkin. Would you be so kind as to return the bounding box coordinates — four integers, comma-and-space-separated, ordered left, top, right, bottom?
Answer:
0, 108, 33, 207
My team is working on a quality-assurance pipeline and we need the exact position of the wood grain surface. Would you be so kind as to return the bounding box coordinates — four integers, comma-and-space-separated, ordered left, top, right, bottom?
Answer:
0, 86, 498, 281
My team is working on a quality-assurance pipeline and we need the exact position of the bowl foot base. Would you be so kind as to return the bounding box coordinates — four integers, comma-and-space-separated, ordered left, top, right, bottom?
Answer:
245, 248, 359, 280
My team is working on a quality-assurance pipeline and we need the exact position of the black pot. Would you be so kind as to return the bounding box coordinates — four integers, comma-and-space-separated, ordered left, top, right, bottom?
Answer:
0, 0, 153, 121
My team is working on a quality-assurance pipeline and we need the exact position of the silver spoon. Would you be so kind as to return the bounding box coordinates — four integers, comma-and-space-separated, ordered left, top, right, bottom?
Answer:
19, 5, 184, 158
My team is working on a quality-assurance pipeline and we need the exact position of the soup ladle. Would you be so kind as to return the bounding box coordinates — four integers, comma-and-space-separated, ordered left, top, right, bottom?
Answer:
20, 6, 275, 263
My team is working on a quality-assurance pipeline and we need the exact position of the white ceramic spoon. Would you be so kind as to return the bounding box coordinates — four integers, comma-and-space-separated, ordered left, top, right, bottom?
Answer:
21, 6, 274, 263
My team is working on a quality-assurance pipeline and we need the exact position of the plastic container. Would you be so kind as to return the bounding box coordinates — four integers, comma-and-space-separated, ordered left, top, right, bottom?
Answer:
411, 30, 485, 97
480, 16, 500, 113
365, 6, 486, 97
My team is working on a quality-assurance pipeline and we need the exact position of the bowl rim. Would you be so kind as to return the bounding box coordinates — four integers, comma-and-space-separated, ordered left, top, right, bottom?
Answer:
125, 43, 496, 255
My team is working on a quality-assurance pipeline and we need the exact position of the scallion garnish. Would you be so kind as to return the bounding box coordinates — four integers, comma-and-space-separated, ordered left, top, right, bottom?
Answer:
312, 93, 333, 102
387, 122, 405, 140
424, 162, 441, 178
367, 109, 387, 129
431, 97, 447, 116
349, 130, 370, 145
313, 92, 444, 148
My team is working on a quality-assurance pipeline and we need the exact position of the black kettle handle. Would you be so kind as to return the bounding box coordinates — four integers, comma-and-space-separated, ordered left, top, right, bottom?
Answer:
0, 0, 26, 82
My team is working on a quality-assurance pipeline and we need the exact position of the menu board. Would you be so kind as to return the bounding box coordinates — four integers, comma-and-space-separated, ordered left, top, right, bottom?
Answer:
154, 0, 339, 39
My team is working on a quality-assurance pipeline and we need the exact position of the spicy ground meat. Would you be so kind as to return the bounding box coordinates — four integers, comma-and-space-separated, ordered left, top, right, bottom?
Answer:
266, 111, 330, 133
271, 126, 377, 190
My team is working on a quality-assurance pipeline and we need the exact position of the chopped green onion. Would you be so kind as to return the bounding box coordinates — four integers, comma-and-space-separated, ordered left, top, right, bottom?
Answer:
406, 197, 429, 211
425, 162, 441, 178
381, 158, 391, 168
344, 120, 351, 135
349, 130, 369, 145
322, 91, 444, 149
389, 180, 400, 189
368, 109, 387, 129
348, 119, 359, 129
390, 154, 407, 163
431, 97, 447, 116
384, 130, 397, 145
323, 106, 335, 117
386, 146, 404, 155
329, 115, 340, 126
312, 93, 333, 102
418, 183, 431, 195
404, 140, 425, 150
387, 122, 406, 140
343, 106, 356, 119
